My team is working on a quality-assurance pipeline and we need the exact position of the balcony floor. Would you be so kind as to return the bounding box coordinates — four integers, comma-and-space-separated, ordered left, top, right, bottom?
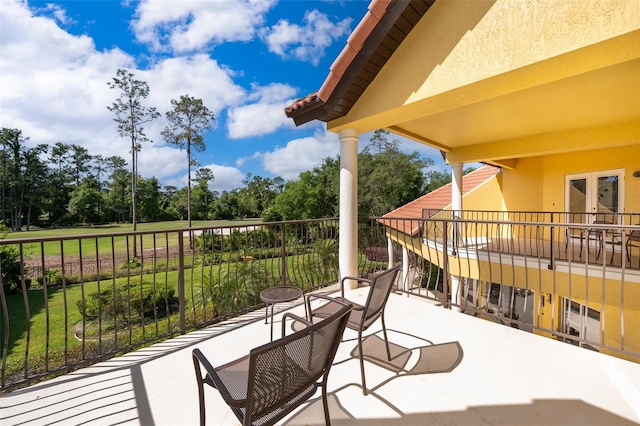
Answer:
1, 288, 639, 425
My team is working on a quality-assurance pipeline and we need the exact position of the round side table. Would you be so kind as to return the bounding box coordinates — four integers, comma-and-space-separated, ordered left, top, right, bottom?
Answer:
260, 286, 304, 341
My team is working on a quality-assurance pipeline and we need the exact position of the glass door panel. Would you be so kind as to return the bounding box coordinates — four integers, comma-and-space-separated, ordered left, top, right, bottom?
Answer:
595, 173, 619, 223
568, 177, 588, 223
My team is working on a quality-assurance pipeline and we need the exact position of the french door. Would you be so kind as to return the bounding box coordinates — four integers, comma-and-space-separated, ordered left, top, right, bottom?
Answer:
566, 169, 624, 223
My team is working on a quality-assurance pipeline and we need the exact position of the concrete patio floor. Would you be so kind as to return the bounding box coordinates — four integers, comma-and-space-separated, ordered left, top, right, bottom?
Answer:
1, 287, 639, 426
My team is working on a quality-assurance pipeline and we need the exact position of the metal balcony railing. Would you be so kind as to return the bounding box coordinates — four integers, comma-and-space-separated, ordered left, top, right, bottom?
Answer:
381, 212, 640, 363
1, 215, 639, 392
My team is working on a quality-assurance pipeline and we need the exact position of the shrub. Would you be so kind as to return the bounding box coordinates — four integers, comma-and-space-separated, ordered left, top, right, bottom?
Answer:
35, 269, 63, 287
121, 257, 141, 270
0, 225, 28, 295
196, 261, 275, 316
77, 280, 178, 327
312, 239, 339, 282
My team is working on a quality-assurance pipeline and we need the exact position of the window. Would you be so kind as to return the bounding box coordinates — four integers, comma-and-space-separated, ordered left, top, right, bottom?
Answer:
463, 280, 534, 332
563, 299, 600, 351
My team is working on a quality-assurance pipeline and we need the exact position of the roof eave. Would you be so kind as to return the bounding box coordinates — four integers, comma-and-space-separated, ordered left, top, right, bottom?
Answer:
285, 0, 434, 126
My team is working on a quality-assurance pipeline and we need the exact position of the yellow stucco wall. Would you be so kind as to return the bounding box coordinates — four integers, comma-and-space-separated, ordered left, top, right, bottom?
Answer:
542, 145, 640, 213
500, 158, 544, 211
459, 172, 505, 211
495, 145, 640, 213
329, 0, 640, 134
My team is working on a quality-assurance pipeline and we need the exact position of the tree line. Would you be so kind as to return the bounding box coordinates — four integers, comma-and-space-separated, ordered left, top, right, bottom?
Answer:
1, 70, 462, 232
0, 126, 460, 230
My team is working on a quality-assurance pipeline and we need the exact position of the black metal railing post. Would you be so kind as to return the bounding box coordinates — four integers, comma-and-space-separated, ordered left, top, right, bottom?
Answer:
280, 223, 287, 286
178, 230, 185, 334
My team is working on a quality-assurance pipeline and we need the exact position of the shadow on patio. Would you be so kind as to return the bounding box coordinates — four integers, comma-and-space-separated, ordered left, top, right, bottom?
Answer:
1, 289, 639, 425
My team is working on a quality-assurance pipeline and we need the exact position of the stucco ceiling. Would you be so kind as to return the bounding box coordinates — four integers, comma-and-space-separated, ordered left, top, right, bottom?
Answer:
392, 58, 639, 150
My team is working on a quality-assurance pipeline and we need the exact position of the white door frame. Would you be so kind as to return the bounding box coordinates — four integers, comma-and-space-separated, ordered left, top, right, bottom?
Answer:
565, 168, 625, 219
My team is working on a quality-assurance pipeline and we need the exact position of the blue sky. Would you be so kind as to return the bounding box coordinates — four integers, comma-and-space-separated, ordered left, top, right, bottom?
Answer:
0, 0, 449, 192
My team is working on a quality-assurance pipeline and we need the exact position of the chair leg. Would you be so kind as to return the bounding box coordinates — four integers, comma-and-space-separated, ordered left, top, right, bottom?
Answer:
197, 380, 206, 426
596, 233, 603, 260
358, 329, 367, 395
579, 236, 584, 260
381, 314, 391, 361
192, 359, 207, 426
321, 380, 332, 426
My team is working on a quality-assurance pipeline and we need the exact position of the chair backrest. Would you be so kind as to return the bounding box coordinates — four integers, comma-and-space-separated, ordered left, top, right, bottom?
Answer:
244, 302, 352, 425
363, 265, 401, 323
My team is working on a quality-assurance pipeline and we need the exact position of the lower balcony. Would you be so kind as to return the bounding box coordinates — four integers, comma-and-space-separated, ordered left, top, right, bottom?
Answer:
2, 287, 639, 425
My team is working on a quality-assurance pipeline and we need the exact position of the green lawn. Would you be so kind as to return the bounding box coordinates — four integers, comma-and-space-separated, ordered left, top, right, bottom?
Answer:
4, 219, 263, 257
0, 251, 339, 380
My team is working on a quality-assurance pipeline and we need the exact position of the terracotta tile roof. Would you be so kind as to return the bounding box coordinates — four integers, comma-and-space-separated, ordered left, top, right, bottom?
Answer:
285, 1, 434, 125
379, 165, 501, 236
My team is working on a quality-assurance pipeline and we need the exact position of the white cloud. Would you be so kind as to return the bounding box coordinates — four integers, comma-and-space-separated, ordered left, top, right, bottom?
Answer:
132, 0, 277, 53
262, 9, 352, 65
227, 82, 297, 138
0, 0, 248, 187
227, 101, 294, 139
254, 129, 339, 180
0, 0, 134, 155
144, 54, 246, 131
195, 164, 245, 192
246, 82, 297, 103
138, 145, 186, 179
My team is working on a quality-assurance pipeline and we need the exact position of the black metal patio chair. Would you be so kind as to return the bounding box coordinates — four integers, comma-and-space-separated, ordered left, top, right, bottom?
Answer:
305, 264, 401, 395
192, 301, 352, 426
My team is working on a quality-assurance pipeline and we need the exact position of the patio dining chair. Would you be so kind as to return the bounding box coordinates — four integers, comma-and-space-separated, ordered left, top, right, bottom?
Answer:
305, 264, 401, 395
192, 301, 352, 426
626, 229, 640, 266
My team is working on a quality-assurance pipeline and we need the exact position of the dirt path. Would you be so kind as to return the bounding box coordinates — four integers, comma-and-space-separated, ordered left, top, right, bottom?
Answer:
24, 246, 187, 277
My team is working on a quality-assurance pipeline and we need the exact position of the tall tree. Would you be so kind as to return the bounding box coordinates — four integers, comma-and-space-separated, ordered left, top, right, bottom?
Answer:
105, 168, 130, 223
0, 129, 13, 226
192, 168, 215, 219
50, 142, 70, 175
1, 129, 27, 230
161, 94, 214, 229
359, 130, 433, 216
22, 144, 49, 230
68, 144, 92, 187
240, 174, 285, 218
137, 176, 162, 222
212, 190, 239, 220
93, 154, 126, 191
107, 69, 159, 255
425, 170, 451, 193
68, 177, 102, 225
269, 160, 339, 221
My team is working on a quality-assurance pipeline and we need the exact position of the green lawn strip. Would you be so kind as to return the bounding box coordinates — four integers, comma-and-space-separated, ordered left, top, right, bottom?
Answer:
0, 251, 336, 381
